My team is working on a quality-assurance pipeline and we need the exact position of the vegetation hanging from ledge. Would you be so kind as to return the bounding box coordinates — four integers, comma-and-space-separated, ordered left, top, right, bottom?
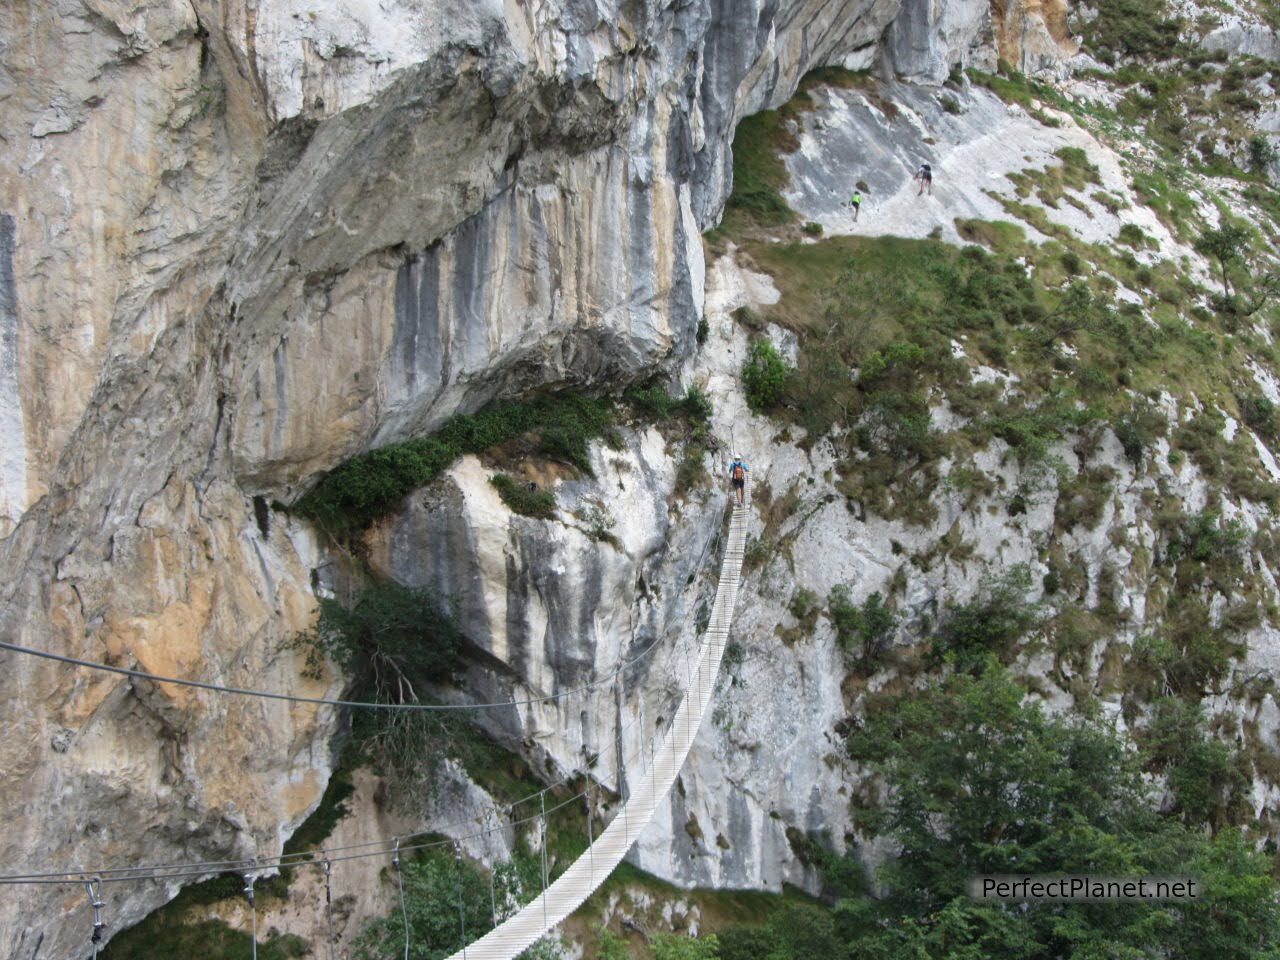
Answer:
295, 394, 617, 536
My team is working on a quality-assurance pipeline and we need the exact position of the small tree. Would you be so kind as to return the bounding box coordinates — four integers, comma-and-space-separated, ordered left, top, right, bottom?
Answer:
1194, 224, 1248, 299
741, 339, 789, 411
828, 587, 898, 670
1248, 134, 1277, 174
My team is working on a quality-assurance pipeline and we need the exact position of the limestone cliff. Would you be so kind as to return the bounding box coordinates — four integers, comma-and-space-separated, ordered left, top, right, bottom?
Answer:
1, 1, 1083, 956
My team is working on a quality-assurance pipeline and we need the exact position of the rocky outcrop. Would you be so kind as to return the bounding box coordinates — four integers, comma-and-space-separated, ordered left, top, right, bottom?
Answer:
991, 0, 1076, 76
886, 0, 996, 82
1203, 20, 1280, 63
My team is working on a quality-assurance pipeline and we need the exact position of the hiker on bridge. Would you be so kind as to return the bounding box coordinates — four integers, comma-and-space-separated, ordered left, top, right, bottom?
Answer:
728, 456, 749, 506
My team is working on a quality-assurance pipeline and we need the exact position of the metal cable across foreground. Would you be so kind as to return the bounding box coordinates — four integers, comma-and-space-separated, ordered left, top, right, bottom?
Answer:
1, 484, 747, 960
0, 622, 669, 712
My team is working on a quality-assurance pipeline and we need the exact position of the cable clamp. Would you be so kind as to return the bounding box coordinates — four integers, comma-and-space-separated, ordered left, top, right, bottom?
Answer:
84, 876, 105, 943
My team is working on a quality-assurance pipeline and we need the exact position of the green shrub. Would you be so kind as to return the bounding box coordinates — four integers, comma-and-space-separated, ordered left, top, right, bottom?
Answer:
718, 926, 780, 960
353, 849, 541, 960
742, 339, 789, 411
1249, 134, 1277, 172
845, 664, 1280, 956
650, 933, 720, 960
625, 381, 676, 419
975, 393, 1101, 465
696, 316, 710, 345
682, 385, 714, 424
1164, 509, 1248, 565
1117, 223, 1150, 249
306, 580, 462, 689
490, 473, 556, 519
1142, 698, 1250, 829
928, 566, 1040, 672
1130, 626, 1239, 701
1112, 399, 1167, 466
103, 918, 308, 960
1238, 391, 1277, 438
790, 587, 820, 621
828, 587, 897, 670
802, 220, 823, 236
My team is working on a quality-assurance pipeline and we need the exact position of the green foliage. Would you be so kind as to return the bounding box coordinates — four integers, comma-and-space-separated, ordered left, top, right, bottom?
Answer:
827, 587, 896, 670
1195, 224, 1249, 297
1173, 408, 1279, 506
1129, 621, 1241, 701
1080, 0, 1183, 65
1164, 509, 1248, 566
788, 586, 818, 621
928, 565, 1040, 672
1142, 698, 1250, 830
626, 382, 713, 426
696, 316, 710, 345
723, 110, 798, 228
308, 580, 461, 690
1054, 465, 1116, 532
741, 340, 789, 411
294, 581, 465, 805
975, 392, 1100, 465
717, 903, 841, 960
594, 927, 631, 960
103, 919, 308, 960
491, 473, 556, 519
844, 666, 1280, 958
682, 386, 714, 424
1113, 399, 1168, 466
1238, 392, 1277, 439
1117, 222, 1150, 249
626, 381, 679, 420
352, 850, 527, 960
297, 394, 615, 535
649, 933, 720, 960
1249, 134, 1278, 172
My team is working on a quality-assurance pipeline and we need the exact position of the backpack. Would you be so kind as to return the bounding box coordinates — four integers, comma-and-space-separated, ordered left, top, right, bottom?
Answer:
732, 462, 745, 480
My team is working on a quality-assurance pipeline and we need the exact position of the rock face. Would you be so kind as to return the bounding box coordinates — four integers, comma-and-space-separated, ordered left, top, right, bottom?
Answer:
0, 0, 1083, 955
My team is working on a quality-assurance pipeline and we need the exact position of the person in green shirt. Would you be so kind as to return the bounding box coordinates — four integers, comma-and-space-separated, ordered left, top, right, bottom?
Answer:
849, 190, 861, 221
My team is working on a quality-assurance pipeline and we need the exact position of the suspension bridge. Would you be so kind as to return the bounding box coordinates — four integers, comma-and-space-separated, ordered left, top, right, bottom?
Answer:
443, 482, 749, 958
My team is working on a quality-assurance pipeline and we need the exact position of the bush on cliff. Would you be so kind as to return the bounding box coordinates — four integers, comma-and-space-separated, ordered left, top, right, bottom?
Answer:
295, 394, 615, 536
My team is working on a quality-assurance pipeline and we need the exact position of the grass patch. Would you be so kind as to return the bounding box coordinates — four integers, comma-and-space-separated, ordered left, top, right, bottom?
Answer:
954, 218, 1028, 256
491, 473, 556, 518
1079, 0, 1183, 65
720, 110, 798, 231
